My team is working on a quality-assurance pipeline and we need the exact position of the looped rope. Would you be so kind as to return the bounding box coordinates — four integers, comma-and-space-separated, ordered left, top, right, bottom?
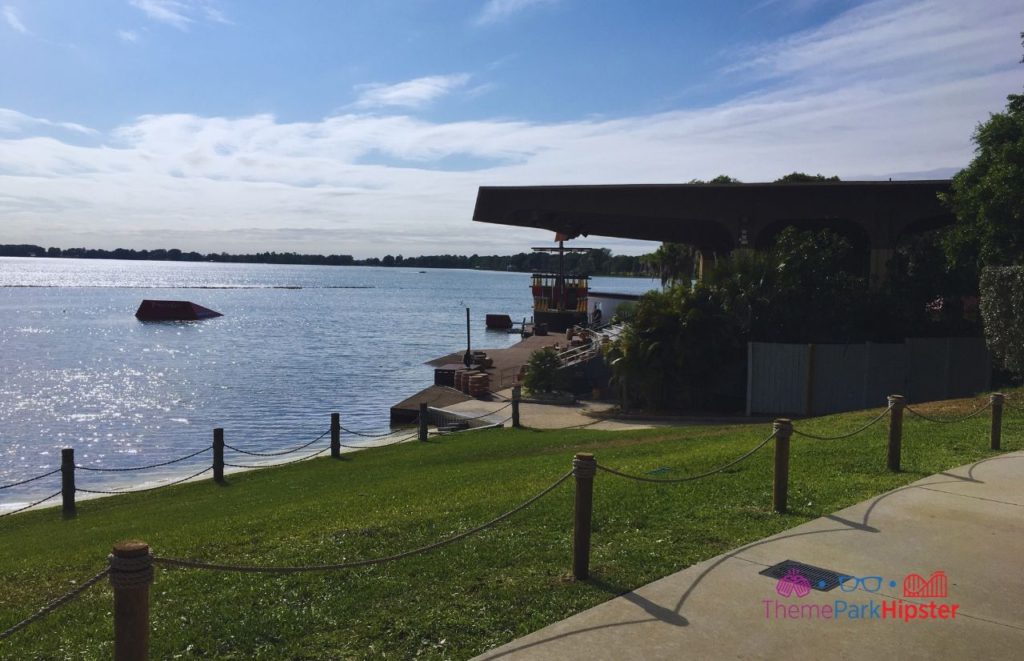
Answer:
152, 470, 573, 575
76, 466, 212, 495
0, 568, 109, 640
572, 456, 597, 479
1002, 396, 1024, 412
0, 489, 62, 518
790, 406, 892, 440
0, 468, 61, 490
905, 400, 992, 424
596, 431, 778, 484
338, 426, 400, 438
108, 552, 154, 589
223, 445, 332, 469
224, 430, 328, 457
76, 445, 212, 472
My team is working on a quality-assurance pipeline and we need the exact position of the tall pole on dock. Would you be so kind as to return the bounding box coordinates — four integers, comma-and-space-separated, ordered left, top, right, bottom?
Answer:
466, 307, 471, 355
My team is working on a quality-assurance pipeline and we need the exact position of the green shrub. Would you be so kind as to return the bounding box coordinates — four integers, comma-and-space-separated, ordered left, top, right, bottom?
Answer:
522, 347, 565, 394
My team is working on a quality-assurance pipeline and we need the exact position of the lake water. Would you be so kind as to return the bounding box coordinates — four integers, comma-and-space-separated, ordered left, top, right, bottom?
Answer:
0, 257, 658, 509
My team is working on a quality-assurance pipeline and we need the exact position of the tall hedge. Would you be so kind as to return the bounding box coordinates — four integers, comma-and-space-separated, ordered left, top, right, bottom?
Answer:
980, 266, 1024, 377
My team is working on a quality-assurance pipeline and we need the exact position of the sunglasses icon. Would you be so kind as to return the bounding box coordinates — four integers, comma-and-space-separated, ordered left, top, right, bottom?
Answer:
837, 576, 883, 592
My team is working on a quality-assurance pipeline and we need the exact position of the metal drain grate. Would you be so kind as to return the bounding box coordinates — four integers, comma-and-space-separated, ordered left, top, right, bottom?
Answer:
759, 559, 846, 592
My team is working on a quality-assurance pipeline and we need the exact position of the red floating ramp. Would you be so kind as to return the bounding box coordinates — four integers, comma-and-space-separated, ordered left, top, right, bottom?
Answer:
135, 300, 223, 321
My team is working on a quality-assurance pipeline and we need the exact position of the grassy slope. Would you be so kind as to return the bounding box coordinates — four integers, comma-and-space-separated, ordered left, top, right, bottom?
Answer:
1, 392, 1021, 659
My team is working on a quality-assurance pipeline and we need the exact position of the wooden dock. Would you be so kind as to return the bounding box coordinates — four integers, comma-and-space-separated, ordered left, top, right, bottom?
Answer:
390, 334, 567, 422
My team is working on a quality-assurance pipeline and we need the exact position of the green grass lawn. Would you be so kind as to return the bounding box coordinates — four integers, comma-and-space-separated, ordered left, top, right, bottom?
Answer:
1, 391, 1021, 659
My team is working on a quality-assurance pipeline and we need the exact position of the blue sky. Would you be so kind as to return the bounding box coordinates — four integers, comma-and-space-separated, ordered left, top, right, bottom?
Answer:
1, 0, 1022, 257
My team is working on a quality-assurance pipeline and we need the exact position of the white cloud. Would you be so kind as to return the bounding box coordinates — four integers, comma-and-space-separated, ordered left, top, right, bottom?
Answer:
475, 0, 559, 26
1, 0, 1022, 256
129, 0, 229, 30
118, 29, 140, 42
130, 0, 191, 29
2, 5, 29, 34
352, 74, 473, 109
732, 0, 1021, 87
0, 109, 97, 136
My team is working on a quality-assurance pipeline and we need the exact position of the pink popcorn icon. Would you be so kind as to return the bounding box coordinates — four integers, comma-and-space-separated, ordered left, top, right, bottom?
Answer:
776, 568, 812, 598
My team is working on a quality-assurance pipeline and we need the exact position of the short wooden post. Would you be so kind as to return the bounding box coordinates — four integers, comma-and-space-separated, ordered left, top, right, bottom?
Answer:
213, 428, 225, 483
331, 412, 341, 458
572, 452, 596, 580
109, 540, 153, 661
887, 395, 905, 472
512, 385, 522, 429
772, 419, 792, 514
61, 448, 76, 518
418, 402, 428, 442
991, 393, 1004, 451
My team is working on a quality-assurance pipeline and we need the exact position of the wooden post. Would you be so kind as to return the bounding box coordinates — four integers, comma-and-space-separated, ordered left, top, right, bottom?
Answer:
331, 412, 341, 458
572, 452, 596, 580
887, 395, 905, 472
991, 393, 1004, 451
418, 402, 428, 442
61, 448, 76, 518
109, 540, 153, 661
512, 385, 521, 429
772, 419, 792, 514
213, 428, 225, 483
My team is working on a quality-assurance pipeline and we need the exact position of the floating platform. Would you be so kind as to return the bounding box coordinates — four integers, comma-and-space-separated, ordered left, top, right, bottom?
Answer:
135, 300, 223, 321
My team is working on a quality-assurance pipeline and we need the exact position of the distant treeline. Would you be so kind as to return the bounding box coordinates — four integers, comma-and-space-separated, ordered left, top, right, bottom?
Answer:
0, 244, 654, 276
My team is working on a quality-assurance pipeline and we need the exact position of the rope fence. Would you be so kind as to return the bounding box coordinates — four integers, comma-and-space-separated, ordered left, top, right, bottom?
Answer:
0, 390, 1020, 655
0, 568, 109, 641
905, 400, 993, 424
0, 490, 61, 518
224, 430, 328, 457
0, 468, 60, 490
153, 470, 573, 574
790, 405, 892, 440
224, 445, 333, 470
596, 430, 778, 483
75, 446, 212, 472
76, 466, 214, 495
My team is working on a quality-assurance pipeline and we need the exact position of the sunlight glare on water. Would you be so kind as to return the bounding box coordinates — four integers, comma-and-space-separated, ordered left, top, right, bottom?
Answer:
0, 257, 658, 507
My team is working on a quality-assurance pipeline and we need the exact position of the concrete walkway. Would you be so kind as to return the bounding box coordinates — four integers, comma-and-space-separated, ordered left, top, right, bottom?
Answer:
442, 389, 658, 431
478, 451, 1024, 660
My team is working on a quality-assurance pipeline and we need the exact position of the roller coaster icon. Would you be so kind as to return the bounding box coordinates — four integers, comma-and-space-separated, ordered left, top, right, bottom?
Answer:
903, 570, 948, 598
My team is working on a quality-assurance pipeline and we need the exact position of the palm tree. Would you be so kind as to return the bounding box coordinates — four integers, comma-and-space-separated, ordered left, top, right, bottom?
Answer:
647, 242, 698, 287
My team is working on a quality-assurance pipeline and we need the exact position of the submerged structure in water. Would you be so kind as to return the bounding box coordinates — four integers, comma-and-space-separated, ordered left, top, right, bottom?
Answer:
135, 300, 223, 321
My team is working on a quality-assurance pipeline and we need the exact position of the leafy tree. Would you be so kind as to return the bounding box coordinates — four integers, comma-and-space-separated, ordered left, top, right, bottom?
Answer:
646, 242, 698, 287
522, 347, 565, 394
979, 266, 1024, 378
605, 284, 744, 411
689, 175, 742, 184
774, 172, 840, 183
942, 89, 1024, 269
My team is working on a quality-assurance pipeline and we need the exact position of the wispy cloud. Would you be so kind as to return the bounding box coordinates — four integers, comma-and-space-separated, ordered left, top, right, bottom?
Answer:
129, 0, 229, 30
731, 0, 1021, 87
0, 109, 97, 136
118, 29, 140, 43
352, 74, 472, 109
2, 5, 29, 34
475, 0, 559, 26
